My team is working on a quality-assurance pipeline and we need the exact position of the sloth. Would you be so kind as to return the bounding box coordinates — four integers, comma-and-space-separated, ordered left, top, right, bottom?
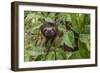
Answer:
40, 21, 79, 60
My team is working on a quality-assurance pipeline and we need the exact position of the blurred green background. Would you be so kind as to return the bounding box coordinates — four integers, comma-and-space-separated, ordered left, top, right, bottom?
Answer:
24, 11, 90, 61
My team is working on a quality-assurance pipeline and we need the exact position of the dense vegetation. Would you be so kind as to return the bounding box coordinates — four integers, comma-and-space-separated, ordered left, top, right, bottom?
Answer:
24, 11, 90, 61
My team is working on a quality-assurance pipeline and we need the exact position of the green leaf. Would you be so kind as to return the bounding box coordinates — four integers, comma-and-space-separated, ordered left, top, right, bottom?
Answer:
56, 48, 66, 59
25, 46, 45, 57
79, 34, 90, 50
70, 13, 79, 32
58, 25, 66, 32
35, 55, 44, 61
46, 52, 55, 60
25, 13, 35, 24
78, 40, 90, 58
68, 51, 82, 59
62, 31, 74, 48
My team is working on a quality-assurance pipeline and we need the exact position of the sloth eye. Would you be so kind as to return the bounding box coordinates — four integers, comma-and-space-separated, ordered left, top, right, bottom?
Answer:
52, 29, 56, 32
43, 28, 47, 32
51, 31, 55, 34
51, 30, 54, 32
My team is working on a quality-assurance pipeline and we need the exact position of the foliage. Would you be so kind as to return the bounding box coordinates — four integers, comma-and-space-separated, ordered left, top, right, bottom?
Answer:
24, 11, 90, 61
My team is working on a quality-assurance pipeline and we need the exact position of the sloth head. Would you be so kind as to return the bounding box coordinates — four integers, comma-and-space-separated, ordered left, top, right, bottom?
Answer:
40, 22, 57, 38
43, 26, 56, 37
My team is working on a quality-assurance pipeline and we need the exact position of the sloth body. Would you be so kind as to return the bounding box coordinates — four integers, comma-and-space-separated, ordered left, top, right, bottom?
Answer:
40, 21, 79, 51
40, 21, 79, 60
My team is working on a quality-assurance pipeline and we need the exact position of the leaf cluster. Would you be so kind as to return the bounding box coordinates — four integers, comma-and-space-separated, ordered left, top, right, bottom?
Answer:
24, 11, 90, 61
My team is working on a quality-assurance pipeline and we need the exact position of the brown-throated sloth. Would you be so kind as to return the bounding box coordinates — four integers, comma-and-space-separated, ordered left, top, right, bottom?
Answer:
40, 21, 79, 59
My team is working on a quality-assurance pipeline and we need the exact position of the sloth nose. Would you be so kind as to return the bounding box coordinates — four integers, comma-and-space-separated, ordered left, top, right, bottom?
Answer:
46, 31, 51, 35
47, 30, 51, 33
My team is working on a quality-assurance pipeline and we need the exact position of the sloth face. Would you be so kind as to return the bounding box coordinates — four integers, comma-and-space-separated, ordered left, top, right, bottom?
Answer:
43, 27, 56, 37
